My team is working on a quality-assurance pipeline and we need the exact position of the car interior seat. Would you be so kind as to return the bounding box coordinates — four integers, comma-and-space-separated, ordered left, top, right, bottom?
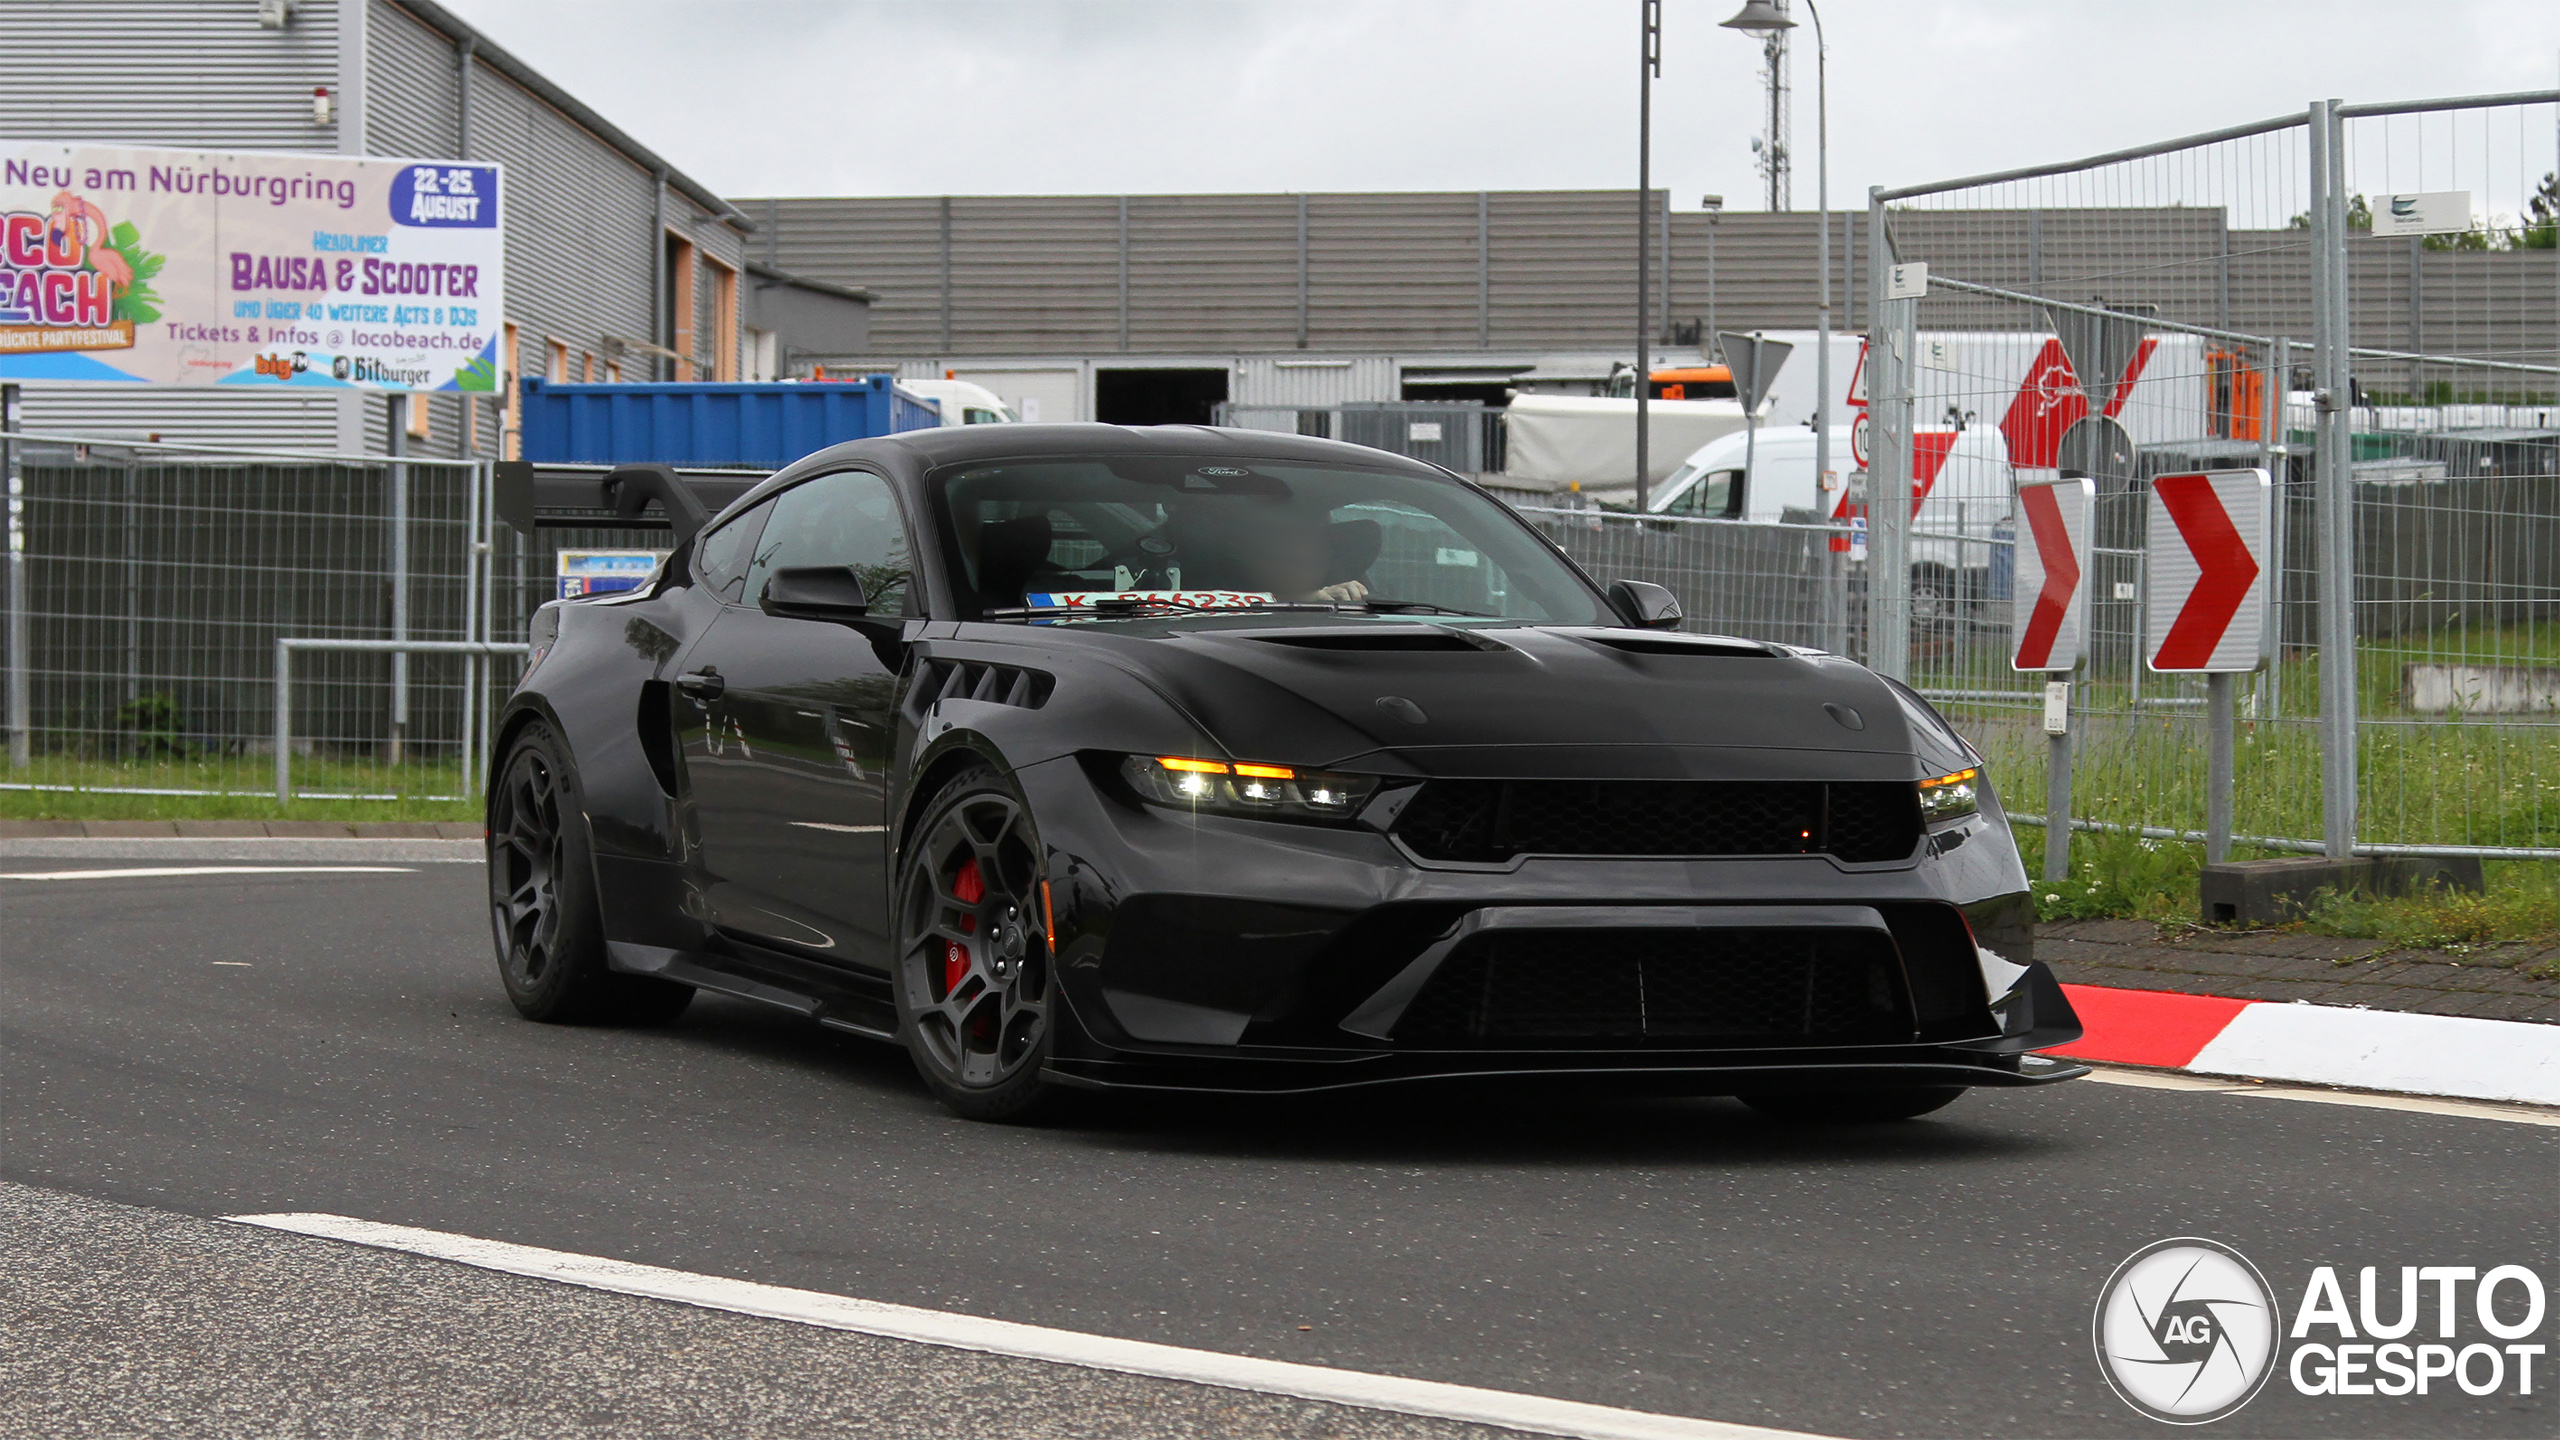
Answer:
974, 513, 1055, 606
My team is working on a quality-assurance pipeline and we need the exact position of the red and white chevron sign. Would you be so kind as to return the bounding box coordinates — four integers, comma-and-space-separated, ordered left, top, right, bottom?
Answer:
2147, 468, 2271, 672
2011, 477, 2094, 673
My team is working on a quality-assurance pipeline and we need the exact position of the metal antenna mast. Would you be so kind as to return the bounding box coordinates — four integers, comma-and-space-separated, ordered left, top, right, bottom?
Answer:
1756, 0, 1791, 210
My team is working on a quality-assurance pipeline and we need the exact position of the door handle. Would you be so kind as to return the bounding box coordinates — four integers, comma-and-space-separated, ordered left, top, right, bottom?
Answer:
677, 668, 725, 701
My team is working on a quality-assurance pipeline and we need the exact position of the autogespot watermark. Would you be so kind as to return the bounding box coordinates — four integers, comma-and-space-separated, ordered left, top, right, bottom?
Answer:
2095, 1238, 2551, 1424
2094, 1239, 2282, 1424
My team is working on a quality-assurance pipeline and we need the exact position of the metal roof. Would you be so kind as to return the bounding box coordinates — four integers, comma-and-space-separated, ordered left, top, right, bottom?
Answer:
386, 0, 749, 230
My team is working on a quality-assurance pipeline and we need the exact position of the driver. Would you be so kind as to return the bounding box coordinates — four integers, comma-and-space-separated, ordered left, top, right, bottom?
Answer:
1165, 499, 1368, 604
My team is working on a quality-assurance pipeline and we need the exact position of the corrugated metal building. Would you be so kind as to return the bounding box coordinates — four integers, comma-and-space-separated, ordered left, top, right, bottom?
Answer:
744, 191, 1872, 420
0, 0, 753, 457
743, 190, 2555, 422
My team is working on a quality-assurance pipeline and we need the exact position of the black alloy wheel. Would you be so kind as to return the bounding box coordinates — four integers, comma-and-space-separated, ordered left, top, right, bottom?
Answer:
488, 722, 692, 1025
895, 766, 1057, 1121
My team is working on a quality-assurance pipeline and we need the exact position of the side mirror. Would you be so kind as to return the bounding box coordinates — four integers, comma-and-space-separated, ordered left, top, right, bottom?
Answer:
1607, 579, 1684, 630
761, 565, 870, 624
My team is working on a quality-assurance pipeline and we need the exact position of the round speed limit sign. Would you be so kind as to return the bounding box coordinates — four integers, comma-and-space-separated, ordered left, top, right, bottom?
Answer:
1850, 410, 1871, 467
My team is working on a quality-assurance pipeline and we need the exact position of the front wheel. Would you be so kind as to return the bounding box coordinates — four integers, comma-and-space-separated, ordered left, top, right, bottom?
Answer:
894, 765, 1061, 1122
1740, 1086, 1965, 1123
488, 722, 693, 1026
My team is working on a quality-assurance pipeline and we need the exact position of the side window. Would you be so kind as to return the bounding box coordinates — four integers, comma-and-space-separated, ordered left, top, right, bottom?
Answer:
1667, 469, 1741, 518
743, 471, 919, 617
693, 501, 772, 603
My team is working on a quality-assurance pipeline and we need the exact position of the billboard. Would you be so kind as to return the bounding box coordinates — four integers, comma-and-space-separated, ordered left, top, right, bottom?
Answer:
0, 141, 503, 393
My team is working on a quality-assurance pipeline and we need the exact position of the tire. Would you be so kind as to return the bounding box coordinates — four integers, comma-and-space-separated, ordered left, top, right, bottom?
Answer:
1740, 1086, 1966, 1123
893, 764, 1060, 1122
488, 721, 694, 1026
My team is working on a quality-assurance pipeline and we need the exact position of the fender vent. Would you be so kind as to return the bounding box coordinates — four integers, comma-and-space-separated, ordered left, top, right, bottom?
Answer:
916, 659, 1053, 711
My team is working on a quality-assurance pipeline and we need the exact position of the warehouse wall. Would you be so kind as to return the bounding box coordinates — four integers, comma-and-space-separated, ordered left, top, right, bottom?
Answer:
747, 190, 2553, 375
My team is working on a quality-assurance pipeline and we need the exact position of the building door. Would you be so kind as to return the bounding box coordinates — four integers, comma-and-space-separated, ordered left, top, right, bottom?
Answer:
953, 367, 1081, 424
1096, 367, 1229, 425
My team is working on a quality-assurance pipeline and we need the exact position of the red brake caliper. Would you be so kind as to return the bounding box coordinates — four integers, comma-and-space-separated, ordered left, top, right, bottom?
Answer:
944, 857, 984, 994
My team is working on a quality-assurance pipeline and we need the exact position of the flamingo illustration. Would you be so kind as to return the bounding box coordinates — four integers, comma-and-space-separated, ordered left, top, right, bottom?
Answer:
47, 190, 133, 288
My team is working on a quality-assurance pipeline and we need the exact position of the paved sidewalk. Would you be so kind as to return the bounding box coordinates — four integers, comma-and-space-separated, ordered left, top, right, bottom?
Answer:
2040, 918, 2560, 1024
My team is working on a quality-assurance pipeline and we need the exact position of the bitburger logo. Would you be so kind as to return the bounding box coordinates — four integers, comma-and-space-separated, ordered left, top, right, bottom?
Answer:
2093, 1238, 2282, 1424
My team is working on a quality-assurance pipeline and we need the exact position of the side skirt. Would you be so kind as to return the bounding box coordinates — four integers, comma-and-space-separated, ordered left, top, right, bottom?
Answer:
606, 940, 900, 1042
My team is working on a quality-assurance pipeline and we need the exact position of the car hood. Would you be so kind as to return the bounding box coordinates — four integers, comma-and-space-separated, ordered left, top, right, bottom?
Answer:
978, 616, 1964, 782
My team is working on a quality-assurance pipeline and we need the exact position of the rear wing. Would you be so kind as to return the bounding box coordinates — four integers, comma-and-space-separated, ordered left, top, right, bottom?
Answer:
494, 461, 768, 546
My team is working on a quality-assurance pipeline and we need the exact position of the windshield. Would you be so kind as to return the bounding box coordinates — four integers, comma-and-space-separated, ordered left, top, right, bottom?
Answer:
931, 455, 1610, 624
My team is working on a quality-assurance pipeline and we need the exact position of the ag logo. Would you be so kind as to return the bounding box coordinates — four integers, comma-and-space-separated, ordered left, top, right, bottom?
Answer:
2094, 1238, 2282, 1424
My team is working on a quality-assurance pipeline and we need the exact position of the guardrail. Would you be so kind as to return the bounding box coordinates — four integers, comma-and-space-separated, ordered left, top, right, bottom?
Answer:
274, 639, 530, 805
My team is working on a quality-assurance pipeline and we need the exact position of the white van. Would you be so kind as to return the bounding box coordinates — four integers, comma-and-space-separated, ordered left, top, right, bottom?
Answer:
899, 377, 1020, 426
1649, 421, 2013, 586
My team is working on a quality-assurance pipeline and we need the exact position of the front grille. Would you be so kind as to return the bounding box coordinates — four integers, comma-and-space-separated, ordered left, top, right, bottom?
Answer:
1391, 926, 1914, 1047
1391, 780, 1920, 864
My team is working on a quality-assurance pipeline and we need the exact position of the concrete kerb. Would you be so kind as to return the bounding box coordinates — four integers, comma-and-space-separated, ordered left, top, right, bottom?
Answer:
0, 821, 482, 863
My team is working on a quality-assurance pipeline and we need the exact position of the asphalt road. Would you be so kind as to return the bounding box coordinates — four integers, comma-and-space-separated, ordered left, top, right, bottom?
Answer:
3, 862, 2553, 1439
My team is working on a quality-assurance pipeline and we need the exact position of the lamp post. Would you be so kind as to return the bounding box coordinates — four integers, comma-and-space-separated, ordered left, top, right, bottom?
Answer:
1701, 194, 1723, 359
1720, 0, 1828, 532
1635, 0, 1661, 511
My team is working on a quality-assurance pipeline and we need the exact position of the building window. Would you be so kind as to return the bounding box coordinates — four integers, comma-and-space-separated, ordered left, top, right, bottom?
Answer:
502, 322, 522, 461
706, 256, 739, 382
666, 231, 698, 381
547, 339, 568, 383
406, 393, 430, 439
582, 351, 596, 382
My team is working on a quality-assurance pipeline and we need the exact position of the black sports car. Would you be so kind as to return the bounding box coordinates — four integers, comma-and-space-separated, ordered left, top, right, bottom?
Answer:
489, 424, 2085, 1121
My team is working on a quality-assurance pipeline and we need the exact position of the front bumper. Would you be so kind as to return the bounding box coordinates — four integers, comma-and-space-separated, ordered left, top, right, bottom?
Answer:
1014, 753, 2080, 1097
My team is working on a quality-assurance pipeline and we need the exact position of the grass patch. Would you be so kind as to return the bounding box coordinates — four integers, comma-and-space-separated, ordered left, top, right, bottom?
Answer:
2019, 828, 2203, 923
2297, 872, 2560, 953
2010, 822, 2560, 954
0, 753, 480, 823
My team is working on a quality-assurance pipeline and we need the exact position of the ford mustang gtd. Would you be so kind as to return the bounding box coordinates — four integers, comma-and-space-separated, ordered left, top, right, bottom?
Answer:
489, 425, 2084, 1121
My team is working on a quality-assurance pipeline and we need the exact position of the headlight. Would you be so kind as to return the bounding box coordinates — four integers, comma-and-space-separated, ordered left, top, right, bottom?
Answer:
1917, 767, 1980, 824
1120, 755, 1379, 822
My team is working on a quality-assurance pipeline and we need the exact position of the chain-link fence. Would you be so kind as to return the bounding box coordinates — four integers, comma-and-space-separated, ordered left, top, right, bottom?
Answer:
1863, 89, 2559, 866
1214, 401, 1507, 477
0, 422, 495, 806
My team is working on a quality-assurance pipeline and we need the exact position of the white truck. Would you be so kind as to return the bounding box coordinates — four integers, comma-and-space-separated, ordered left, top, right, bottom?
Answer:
1646, 330, 2212, 618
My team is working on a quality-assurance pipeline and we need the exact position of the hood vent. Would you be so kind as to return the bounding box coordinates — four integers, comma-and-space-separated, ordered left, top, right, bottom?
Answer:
1581, 634, 1775, 659
1251, 629, 1497, 654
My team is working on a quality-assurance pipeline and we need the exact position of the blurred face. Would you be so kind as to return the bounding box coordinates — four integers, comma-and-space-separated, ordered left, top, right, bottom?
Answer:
1242, 513, 1331, 596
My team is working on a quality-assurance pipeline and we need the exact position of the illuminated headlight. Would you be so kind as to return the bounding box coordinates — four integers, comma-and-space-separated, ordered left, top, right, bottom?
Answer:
1120, 755, 1379, 821
1917, 767, 1980, 824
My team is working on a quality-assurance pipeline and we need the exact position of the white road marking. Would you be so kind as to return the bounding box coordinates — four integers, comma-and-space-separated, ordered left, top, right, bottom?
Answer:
227, 1212, 1831, 1440
212, 961, 252, 967
2084, 1063, 2560, 1127
788, 822, 888, 833
0, 865, 415, 881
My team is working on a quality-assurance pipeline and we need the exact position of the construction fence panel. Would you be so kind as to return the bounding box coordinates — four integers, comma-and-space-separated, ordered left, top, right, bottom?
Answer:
1872, 90, 2559, 859
2, 435, 493, 806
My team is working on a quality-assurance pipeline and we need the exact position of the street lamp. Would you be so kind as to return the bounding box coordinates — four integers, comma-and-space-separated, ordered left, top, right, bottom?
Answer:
1635, 0, 1661, 511
1720, 0, 1829, 532
1701, 194, 1723, 359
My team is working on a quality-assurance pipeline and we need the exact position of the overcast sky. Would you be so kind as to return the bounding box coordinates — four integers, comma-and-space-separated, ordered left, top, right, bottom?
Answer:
440, 1, 2560, 215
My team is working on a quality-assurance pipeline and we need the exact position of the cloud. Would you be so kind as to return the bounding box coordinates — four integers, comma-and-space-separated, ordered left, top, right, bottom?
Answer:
440, 0, 2560, 211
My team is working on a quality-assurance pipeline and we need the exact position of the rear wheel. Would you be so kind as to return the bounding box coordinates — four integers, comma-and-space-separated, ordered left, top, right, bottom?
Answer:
1740, 1086, 1965, 1123
489, 722, 693, 1025
894, 766, 1059, 1122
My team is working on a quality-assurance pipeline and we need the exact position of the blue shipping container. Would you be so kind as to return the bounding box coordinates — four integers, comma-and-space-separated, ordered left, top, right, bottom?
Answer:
518, 376, 940, 468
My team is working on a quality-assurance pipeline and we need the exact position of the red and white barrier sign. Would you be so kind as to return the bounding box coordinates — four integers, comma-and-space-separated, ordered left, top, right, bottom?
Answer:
2012, 476, 2093, 673
2146, 468, 2270, 673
